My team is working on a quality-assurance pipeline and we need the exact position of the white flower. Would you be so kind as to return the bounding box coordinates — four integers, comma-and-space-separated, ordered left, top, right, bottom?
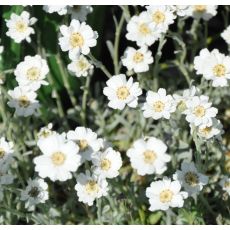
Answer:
67, 55, 93, 77
59, 19, 98, 59
7, 86, 40, 117
34, 133, 81, 182
173, 86, 198, 112
75, 171, 109, 206
0, 164, 14, 185
68, 6, 93, 21
121, 46, 153, 73
194, 48, 230, 87
92, 147, 122, 179
43, 5, 69, 15
186, 5, 218, 21
146, 177, 188, 211
191, 118, 223, 140
142, 88, 176, 120
146, 5, 176, 33
14, 55, 49, 91
184, 95, 218, 127
127, 137, 170, 176
66, 127, 101, 163
20, 178, 49, 210
173, 161, 208, 196
126, 11, 161, 47
6, 11, 37, 43
221, 25, 230, 45
37, 123, 56, 140
170, 5, 190, 17
103, 74, 142, 110
219, 176, 230, 195
0, 137, 14, 165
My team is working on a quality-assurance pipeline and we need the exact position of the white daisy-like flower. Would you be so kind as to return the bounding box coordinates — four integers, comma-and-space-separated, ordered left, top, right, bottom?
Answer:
126, 11, 161, 47
221, 25, 230, 45
186, 5, 218, 21
66, 127, 101, 163
67, 55, 93, 77
20, 178, 49, 210
0, 137, 14, 165
173, 86, 198, 112
146, 5, 176, 33
191, 118, 223, 140
6, 11, 37, 43
170, 5, 190, 17
127, 137, 171, 176
14, 55, 49, 91
68, 6, 93, 21
37, 123, 56, 140
194, 48, 230, 87
59, 19, 98, 60
92, 147, 122, 179
121, 46, 153, 73
103, 74, 142, 110
0, 164, 14, 185
184, 95, 218, 127
7, 86, 40, 117
43, 5, 69, 15
173, 161, 208, 197
34, 133, 81, 182
142, 88, 176, 120
219, 176, 230, 195
75, 171, 109, 206
146, 177, 188, 211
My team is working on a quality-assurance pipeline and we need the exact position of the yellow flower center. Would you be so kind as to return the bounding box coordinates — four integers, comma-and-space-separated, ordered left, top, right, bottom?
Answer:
100, 158, 111, 171
26, 67, 41, 81
224, 181, 230, 188
139, 23, 151, 35
18, 95, 30, 108
159, 189, 174, 203
85, 180, 99, 194
194, 5, 207, 12
116, 86, 130, 100
153, 101, 165, 112
177, 100, 187, 111
184, 172, 199, 187
78, 139, 88, 151
77, 59, 88, 70
199, 126, 212, 136
152, 11, 165, 24
213, 64, 226, 77
143, 150, 157, 164
70, 32, 84, 48
15, 21, 27, 33
51, 152, 66, 166
193, 105, 206, 117
133, 52, 144, 63
28, 187, 40, 198
0, 148, 5, 159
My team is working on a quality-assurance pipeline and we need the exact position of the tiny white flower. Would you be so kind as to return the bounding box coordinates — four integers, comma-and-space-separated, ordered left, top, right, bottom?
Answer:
219, 176, 230, 195
126, 11, 161, 47
34, 133, 81, 182
6, 11, 37, 43
103, 74, 142, 110
170, 5, 190, 17
7, 86, 40, 117
146, 177, 188, 211
43, 5, 69, 15
68, 6, 93, 21
59, 19, 98, 59
0, 137, 14, 165
92, 147, 122, 179
221, 25, 230, 45
142, 88, 176, 120
146, 5, 176, 33
37, 123, 56, 140
184, 95, 218, 127
75, 171, 109, 206
68, 55, 93, 77
173, 161, 208, 196
20, 178, 49, 211
0, 164, 14, 185
194, 48, 230, 87
127, 137, 171, 176
14, 55, 49, 91
66, 127, 101, 163
122, 46, 153, 73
